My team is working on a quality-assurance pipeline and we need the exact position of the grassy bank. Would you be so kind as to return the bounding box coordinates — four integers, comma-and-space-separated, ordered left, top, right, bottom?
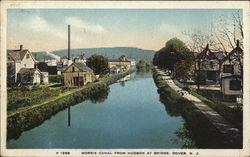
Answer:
7, 70, 135, 140
173, 79, 242, 132
152, 68, 238, 148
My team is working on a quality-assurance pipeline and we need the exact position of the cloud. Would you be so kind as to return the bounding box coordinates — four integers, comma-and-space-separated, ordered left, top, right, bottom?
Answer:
29, 15, 66, 39
64, 17, 106, 33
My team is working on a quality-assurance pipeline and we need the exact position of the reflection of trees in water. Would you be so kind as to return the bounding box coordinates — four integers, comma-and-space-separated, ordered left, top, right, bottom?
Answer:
158, 89, 236, 148
159, 92, 196, 148
171, 127, 196, 148
89, 86, 110, 104
120, 81, 125, 87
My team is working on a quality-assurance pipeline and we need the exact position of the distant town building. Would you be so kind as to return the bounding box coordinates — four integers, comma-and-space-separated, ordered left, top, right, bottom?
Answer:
63, 62, 96, 86
108, 59, 131, 72
45, 59, 57, 66
73, 55, 87, 64
60, 56, 73, 66
7, 45, 47, 85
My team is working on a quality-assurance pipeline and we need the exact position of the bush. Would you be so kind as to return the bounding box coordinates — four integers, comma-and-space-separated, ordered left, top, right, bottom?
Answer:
49, 75, 64, 83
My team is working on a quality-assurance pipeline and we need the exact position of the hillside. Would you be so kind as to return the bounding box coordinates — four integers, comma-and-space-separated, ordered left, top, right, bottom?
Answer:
52, 47, 155, 63
31, 51, 56, 61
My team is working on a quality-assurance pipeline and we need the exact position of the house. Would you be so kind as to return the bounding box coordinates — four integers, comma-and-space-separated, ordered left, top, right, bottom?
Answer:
63, 62, 96, 86
220, 40, 243, 99
7, 45, 48, 85
196, 44, 221, 84
17, 68, 42, 85
73, 55, 87, 64
60, 56, 73, 66
45, 59, 57, 66
108, 59, 131, 72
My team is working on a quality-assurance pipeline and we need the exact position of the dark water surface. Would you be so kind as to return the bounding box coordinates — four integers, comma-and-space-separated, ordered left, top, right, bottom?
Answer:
7, 72, 191, 148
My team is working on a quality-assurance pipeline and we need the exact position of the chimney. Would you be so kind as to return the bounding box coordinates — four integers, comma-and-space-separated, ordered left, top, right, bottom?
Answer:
68, 25, 70, 60
206, 44, 209, 50
236, 40, 239, 48
20, 45, 23, 50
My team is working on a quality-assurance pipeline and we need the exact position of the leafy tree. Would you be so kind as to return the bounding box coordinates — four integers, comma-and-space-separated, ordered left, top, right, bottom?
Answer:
86, 55, 109, 75
153, 38, 195, 80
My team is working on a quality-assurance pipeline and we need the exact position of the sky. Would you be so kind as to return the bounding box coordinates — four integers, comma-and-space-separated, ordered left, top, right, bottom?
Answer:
7, 9, 241, 52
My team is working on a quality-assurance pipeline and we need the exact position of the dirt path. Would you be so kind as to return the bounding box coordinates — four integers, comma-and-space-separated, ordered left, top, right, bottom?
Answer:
155, 68, 242, 146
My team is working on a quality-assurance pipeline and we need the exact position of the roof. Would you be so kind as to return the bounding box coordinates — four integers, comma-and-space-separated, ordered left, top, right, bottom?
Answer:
7, 49, 29, 62
214, 51, 226, 60
221, 75, 242, 79
196, 45, 219, 61
220, 46, 243, 64
108, 59, 130, 62
65, 62, 93, 72
74, 62, 93, 72
18, 68, 40, 74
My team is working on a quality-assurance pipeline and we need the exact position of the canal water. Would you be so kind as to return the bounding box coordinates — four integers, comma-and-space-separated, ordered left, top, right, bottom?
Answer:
7, 72, 192, 148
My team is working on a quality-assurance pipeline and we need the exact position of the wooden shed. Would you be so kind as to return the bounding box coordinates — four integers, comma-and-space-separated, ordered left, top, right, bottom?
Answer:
63, 62, 96, 87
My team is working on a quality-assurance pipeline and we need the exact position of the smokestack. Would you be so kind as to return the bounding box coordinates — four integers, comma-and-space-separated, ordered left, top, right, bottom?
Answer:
20, 45, 23, 51
68, 25, 70, 60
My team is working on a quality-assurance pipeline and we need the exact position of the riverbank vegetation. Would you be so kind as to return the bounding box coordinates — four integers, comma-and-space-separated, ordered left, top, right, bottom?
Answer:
7, 69, 135, 140
173, 79, 242, 132
7, 85, 72, 113
153, 38, 195, 81
152, 68, 239, 148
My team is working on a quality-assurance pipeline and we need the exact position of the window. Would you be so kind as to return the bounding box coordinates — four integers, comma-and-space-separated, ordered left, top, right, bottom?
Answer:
72, 67, 75, 72
26, 54, 30, 59
230, 79, 241, 91
223, 65, 234, 73
207, 71, 216, 81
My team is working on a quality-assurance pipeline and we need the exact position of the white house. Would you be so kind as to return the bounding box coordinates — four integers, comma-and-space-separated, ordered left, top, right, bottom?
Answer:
7, 45, 47, 85
220, 40, 243, 98
73, 55, 87, 64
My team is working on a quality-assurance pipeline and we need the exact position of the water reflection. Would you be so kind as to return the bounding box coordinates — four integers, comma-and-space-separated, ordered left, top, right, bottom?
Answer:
88, 86, 110, 104
68, 107, 71, 126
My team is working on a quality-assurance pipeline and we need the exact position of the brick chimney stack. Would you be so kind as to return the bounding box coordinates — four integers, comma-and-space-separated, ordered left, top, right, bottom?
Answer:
20, 45, 23, 51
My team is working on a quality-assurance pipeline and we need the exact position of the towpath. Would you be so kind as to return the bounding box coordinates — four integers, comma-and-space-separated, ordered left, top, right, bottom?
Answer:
155, 68, 242, 146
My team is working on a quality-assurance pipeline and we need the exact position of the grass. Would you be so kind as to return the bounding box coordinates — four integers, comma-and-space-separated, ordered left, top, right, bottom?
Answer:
152, 68, 238, 148
7, 85, 74, 113
173, 79, 242, 132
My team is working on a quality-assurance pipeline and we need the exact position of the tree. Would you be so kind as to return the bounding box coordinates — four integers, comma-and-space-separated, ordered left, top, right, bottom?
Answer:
86, 55, 109, 75
153, 38, 195, 80
183, 10, 243, 54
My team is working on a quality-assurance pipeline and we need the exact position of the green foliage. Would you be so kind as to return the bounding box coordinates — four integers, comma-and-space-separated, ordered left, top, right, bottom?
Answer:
152, 68, 239, 148
7, 86, 69, 112
48, 75, 64, 83
153, 38, 195, 80
86, 55, 109, 75
173, 79, 242, 132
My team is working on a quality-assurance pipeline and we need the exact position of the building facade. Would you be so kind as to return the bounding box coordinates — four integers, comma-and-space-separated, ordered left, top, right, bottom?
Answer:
220, 41, 243, 98
7, 45, 47, 85
108, 59, 131, 72
63, 62, 96, 86
196, 45, 221, 84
